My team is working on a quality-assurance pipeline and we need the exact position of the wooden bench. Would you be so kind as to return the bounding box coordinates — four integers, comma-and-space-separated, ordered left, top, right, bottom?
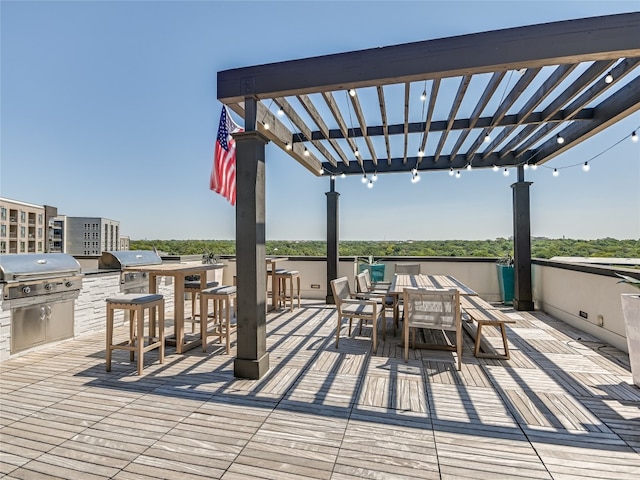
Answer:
460, 296, 516, 360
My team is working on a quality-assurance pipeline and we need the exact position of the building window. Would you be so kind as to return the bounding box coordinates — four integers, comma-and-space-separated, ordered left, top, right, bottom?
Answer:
38, 213, 43, 225
20, 241, 25, 252
20, 226, 26, 238
0, 240, 5, 253
20, 211, 26, 223
0, 225, 5, 237
37, 241, 42, 251
0, 207, 6, 220
38, 227, 43, 238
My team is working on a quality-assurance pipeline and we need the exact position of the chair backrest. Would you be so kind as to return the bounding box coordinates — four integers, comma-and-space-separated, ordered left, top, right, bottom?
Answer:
395, 264, 421, 275
330, 277, 351, 306
402, 287, 459, 331
355, 272, 369, 293
362, 269, 373, 290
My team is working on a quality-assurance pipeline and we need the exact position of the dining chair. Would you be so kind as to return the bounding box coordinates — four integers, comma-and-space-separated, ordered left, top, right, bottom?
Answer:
395, 264, 422, 275
402, 287, 462, 369
362, 268, 391, 292
355, 272, 394, 336
330, 276, 384, 351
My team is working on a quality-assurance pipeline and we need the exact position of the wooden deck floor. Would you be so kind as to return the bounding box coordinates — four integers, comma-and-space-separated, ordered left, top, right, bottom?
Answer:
1, 300, 639, 479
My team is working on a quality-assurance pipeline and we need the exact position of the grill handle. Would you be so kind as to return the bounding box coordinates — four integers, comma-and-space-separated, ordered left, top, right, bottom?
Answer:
10, 269, 81, 280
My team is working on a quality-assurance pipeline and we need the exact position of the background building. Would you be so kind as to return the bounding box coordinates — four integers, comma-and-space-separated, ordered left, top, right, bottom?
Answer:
55, 216, 121, 255
0, 197, 48, 254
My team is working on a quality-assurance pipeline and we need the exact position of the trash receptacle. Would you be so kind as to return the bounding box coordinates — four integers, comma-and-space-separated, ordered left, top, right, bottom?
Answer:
359, 263, 385, 282
496, 264, 514, 305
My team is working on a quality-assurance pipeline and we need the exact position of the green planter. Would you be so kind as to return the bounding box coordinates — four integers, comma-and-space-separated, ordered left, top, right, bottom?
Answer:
496, 264, 514, 305
359, 263, 385, 282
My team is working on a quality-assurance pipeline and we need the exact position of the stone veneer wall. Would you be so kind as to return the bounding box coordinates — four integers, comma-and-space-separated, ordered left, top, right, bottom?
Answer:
0, 271, 175, 362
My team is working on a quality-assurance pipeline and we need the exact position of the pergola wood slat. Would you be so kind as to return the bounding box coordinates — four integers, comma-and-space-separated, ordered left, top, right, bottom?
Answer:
403, 83, 410, 164
376, 86, 392, 165
418, 79, 440, 156
321, 91, 362, 169
434, 75, 472, 163
466, 68, 541, 163
449, 71, 506, 160
348, 91, 378, 166
273, 97, 338, 168
297, 94, 350, 167
481, 64, 577, 160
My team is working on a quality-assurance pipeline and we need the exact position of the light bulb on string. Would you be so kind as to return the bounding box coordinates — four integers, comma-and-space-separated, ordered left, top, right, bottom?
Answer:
263, 121, 270, 130
418, 149, 424, 158
492, 165, 499, 172
348, 89, 356, 97
523, 163, 529, 170
277, 108, 284, 116
340, 173, 346, 179
632, 131, 638, 143
531, 164, 538, 170
367, 180, 374, 189
330, 174, 336, 180
303, 147, 309, 156
449, 168, 454, 176
582, 162, 590, 172
484, 133, 491, 143
354, 148, 360, 157
361, 174, 367, 184
455, 170, 461, 179
605, 72, 613, 84
372, 173, 378, 182
503, 168, 509, 177
285, 142, 292, 150
466, 163, 472, 171
420, 90, 427, 101
556, 134, 564, 144
553, 168, 559, 177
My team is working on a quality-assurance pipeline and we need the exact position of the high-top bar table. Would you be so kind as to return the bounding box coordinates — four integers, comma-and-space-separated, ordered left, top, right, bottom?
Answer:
123, 262, 225, 353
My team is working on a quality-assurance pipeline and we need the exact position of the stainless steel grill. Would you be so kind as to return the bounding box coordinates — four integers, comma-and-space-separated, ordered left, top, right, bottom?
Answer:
0, 253, 83, 354
99, 250, 162, 293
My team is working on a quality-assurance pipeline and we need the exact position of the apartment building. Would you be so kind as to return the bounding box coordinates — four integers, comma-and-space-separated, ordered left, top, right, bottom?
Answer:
0, 197, 53, 254
55, 216, 121, 255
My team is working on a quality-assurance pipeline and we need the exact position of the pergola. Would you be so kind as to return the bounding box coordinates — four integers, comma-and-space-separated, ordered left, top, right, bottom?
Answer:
217, 13, 640, 379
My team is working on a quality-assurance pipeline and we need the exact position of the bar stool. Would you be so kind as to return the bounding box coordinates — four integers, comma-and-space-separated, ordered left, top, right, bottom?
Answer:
106, 293, 165, 375
185, 278, 219, 332
274, 270, 301, 312
200, 285, 237, 354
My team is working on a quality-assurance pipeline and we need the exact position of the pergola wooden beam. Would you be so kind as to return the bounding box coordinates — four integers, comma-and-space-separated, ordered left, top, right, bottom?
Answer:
218, 13, 640, 103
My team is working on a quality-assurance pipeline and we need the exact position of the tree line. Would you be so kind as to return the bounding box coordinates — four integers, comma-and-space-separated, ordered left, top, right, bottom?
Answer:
130, 238, 639, 260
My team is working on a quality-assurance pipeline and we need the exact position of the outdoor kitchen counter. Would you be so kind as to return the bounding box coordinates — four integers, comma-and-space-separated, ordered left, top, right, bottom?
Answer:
123, 262, 226, 353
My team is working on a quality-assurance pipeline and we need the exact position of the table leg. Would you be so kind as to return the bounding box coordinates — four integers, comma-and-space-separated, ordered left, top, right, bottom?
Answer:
175, 274, 185, 354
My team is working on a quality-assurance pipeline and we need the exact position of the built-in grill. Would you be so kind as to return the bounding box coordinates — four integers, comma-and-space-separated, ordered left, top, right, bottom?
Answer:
99, 250, 163, 293
0, 253, 83, 354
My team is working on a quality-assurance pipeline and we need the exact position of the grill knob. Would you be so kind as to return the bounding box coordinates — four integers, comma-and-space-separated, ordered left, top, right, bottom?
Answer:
22, 286, 31, 294
44, 283, 53, 291
65, 281, 73, 288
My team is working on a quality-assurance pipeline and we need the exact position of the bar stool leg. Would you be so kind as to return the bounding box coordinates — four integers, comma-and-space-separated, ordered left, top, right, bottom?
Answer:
158, 303, 165, 365
106, 305, 113, 372
201, 294, 209, 352
137, 305, 144, 375
129, 309, 136, 362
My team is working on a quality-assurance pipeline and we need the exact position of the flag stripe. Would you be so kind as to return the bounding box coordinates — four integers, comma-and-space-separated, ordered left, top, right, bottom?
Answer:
210, 106, 242, 206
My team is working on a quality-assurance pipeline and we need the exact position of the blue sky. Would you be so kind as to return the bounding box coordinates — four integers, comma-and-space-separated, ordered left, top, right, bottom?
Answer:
2, 0, 639, 241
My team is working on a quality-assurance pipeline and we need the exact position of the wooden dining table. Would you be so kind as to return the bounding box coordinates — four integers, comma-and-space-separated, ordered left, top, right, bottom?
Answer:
123, 262, 225, 353
388, 274, 478, 324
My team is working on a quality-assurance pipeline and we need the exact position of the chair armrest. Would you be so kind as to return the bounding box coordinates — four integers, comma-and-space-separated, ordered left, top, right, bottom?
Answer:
342, 298, 377, 308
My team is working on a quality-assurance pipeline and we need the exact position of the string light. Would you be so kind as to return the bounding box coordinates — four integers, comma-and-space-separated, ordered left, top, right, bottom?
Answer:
484, 133, 491, 143
341, 173, 346, 179
372, 173, 378, 182
330, 174, 336, 180
348, 89, 356, 97
367, 180, 374, 189
285, 142, 292, 150
420, 90, 427, 101
455, 170, 461, 178
605, 72, 613, 84
361, 174, 367, 184
553, 168, 559, 177
466, 163, 472, 170
582, 162, 590, 172
632, 131, 638, 142
523, 163, 529, 170
354, 148, 360, 157
492, 165, 499, 172
418, 149, 424, 158
262, 121, 270, 130
556, 134, 564, 144
277, 107, 284, 116
530, 164, 538, 170
303, 147, 309, 156
449, 168, 454, 176
503, 168, 509, 177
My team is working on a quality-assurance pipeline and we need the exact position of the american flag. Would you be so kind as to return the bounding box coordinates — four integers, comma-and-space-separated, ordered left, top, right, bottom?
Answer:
210, 106, 243, 205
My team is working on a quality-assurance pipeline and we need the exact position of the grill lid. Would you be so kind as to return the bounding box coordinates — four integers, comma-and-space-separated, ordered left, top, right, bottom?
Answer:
0, 253, 82, 281
99, 250, 163, 269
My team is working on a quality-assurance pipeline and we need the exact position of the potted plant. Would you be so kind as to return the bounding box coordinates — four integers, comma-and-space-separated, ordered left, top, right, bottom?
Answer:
496, 255, 515, 305
617, 273, 640, 388
358, 256, 385, 283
